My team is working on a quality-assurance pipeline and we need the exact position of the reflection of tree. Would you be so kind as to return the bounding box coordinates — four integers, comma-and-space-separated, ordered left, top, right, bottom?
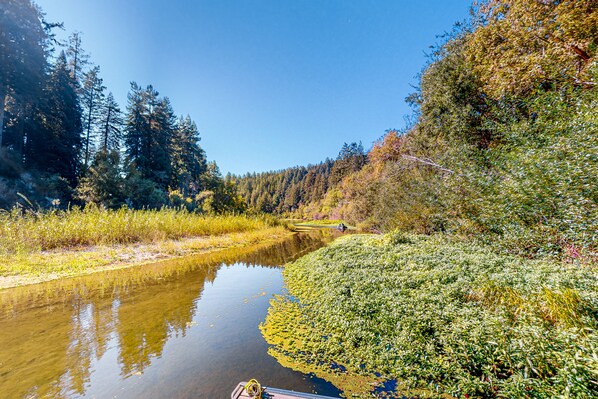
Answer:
237, 231, 336, 267
0, 301, 73, 398
0, 231, 333, 398
116, 264, 217, 376
0, 296, 120, 399
63, 299, 117, 395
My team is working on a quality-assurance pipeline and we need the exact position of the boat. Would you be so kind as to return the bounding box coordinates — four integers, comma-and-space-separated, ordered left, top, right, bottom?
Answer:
231, 381, 339, 399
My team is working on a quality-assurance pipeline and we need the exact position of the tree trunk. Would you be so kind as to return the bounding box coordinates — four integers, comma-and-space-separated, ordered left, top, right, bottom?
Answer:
0, 84, 7, 148
16, 103, 24, 162
85, 98, 93, 166
104, 106, 111, 151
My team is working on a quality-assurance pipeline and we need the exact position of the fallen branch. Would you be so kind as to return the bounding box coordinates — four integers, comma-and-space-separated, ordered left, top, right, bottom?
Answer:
401, 155, 457, 175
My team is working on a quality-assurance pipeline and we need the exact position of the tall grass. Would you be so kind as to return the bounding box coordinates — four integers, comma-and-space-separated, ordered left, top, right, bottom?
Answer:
0, 206, 279, 254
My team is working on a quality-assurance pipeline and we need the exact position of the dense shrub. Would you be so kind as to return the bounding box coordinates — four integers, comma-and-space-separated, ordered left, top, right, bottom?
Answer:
262, 233, 598, 398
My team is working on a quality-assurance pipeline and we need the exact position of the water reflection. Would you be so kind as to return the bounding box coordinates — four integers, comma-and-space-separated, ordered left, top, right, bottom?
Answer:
0, 231, 341, 399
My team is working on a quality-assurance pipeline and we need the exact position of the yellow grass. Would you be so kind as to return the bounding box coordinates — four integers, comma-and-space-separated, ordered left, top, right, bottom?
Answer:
0, 207, 289, 287
0, 206, 279, 253
0, 226, 290, 288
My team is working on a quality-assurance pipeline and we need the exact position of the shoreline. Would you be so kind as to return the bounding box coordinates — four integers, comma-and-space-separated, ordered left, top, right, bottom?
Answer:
0, 226, 292, 290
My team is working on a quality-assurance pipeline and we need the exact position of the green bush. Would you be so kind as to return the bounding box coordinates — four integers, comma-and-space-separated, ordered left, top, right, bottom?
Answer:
262, 234, 598, 398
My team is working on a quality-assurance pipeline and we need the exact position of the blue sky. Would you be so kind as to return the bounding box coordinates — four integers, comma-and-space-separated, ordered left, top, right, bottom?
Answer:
36, 0, 472, 175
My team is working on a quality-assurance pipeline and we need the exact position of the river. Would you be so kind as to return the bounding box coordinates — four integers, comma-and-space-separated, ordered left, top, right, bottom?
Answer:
0, 231, 343, 398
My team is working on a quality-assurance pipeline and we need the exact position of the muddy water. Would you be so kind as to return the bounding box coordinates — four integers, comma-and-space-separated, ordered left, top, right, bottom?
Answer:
0, 231, 342, 398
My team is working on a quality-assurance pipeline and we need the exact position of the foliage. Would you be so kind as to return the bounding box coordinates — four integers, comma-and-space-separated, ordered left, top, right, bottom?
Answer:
245, 2, 598, 261
328, 141, 368, 186
33, 52, 83, 186
0, 1, 235, 213
0, 225, 288, 280
0, 206, 280, 254
0, 0, 48, 140
262, 233, 598, 398
467, 0, 598, 98
470, 89, 598, 259
234, 159, 334, 214
97, 92, 124, 152
234, 141, 367, 216
80, 66, 106, 167
76, 150, 126, 208
125, 83, 175, 190
169, 115, 207, 195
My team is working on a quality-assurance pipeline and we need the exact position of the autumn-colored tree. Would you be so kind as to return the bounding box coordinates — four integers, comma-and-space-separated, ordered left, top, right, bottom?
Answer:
467, 0, 598, 97
369, 130, 405, 164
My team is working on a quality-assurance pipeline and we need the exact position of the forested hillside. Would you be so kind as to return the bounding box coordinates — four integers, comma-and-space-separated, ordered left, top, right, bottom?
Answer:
239, 0, 598, 260
0, 0, 244, 212
232, 142, 367, 215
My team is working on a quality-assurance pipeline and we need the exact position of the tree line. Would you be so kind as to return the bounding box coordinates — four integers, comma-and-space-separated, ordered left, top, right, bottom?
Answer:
0, 0, 244, 212
232, 141, 367, 215
234, 0, 598, 260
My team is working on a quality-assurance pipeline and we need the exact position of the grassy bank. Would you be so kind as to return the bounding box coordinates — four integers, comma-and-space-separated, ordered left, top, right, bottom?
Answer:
261, 233, 598, 398
291, 220, 355, 233
0, 207, 288, 287
0, 207, 279, 253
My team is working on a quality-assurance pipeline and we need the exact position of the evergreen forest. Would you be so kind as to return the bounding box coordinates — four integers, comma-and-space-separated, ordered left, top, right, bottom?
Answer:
0, 0, 244, 213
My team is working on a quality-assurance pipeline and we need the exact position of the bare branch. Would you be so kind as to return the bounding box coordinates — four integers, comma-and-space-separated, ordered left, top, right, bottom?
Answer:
401, 155, 457, 175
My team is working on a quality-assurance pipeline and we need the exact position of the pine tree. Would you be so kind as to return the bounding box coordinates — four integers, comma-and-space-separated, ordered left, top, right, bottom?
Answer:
65, 32, 90, 85
0, 0, 49, 147
124, 82, 145, 165
27, 52, 83, 184
76, 150, 125, 208
170, 115, 207, 194
98, 92, 123, 152
81, 66, 105, 167
149, 95, 175, 188
124, 83, 175, 190
329, 142, 367, 186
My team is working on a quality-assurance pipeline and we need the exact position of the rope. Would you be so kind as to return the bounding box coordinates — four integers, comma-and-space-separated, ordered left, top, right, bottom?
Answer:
244, 379, 262, 398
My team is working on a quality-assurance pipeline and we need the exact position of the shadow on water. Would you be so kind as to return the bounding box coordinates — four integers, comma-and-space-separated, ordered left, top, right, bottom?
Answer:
0, 230, 343, 399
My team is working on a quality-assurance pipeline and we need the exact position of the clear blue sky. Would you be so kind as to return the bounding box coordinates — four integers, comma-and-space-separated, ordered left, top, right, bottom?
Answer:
36, 0, 472, 175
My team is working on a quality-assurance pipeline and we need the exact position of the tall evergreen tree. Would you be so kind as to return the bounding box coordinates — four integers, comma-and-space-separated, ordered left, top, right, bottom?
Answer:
76, 150, 125, 208
124, 82, 145, 164
329, 142, 367, 186
98, 92, 123, 152
65, 32, 90, 85
170, 115, 207, 194
0, 0, 48, 147
81, 66, 106, 167
26, 52, 83, 184
149, 95, 175, 188
124, 83, 175, 190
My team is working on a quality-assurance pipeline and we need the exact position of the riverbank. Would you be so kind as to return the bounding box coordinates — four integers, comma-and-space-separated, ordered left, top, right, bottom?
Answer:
0, 226, 290, 289
290, 220, 355, 232
261, 232, 598, 398
0, 208, 290, 289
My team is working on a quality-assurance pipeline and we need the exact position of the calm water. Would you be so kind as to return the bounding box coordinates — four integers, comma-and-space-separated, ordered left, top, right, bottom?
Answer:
0, 231, 342, 398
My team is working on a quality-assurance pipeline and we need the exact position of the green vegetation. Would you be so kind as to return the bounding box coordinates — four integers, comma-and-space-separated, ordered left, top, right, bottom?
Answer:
249, 3, 598, 395
0, 207, 285, 284
232, 142, 368, 217
0, 1, 246, 213
262, 233, 598, 398
0, 207, 279, 253
231, 159, 335, 215
293, 220, 348, 227
233, 1, 598, 262
2, 0, 597, 396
